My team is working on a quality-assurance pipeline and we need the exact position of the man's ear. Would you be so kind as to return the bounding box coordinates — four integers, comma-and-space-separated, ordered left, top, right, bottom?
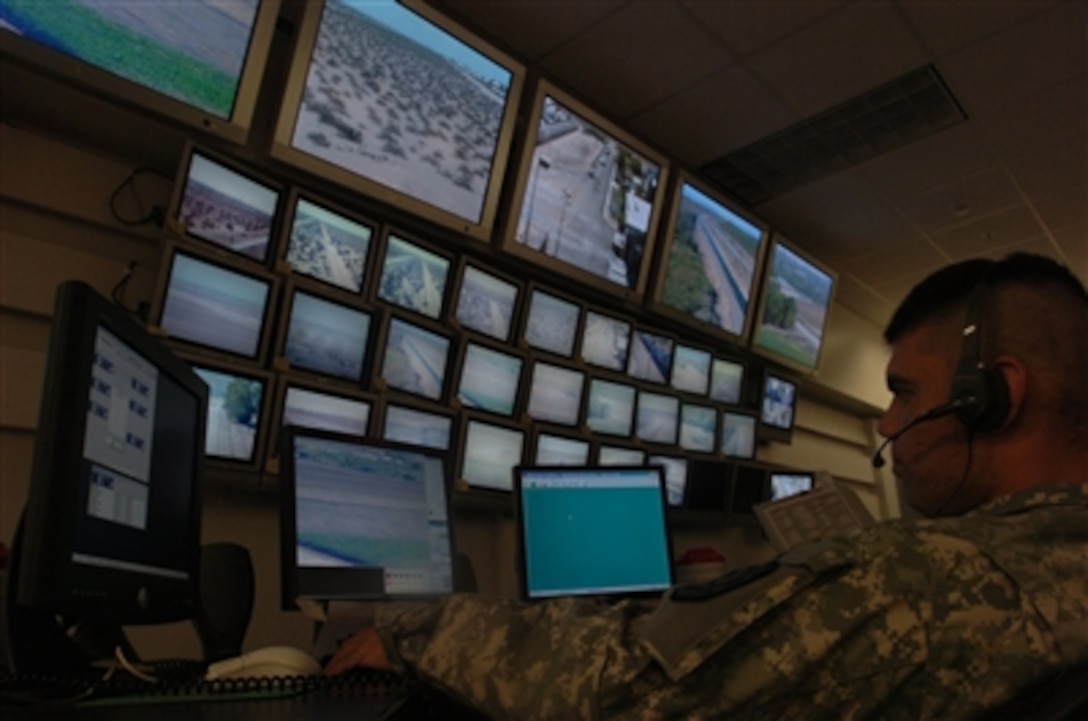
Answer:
991, 356, 1027, 430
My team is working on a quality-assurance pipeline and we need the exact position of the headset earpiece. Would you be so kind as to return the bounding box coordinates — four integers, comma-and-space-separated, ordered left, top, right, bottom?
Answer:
948, 283, 1011, 432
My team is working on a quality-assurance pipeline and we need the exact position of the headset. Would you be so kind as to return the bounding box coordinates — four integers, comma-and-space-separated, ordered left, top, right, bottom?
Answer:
947, 280, 1011, 433
872, 278, 1011, 469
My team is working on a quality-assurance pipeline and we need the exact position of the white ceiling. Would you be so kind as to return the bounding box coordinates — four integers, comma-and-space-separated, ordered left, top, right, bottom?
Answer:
427, 0, 1087, 329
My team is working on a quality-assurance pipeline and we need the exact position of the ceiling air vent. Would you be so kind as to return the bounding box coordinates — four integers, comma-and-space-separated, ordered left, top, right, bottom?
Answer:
700, 65, 966, 206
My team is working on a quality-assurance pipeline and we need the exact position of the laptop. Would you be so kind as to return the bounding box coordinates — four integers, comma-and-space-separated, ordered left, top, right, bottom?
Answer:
513, 465, 675, 601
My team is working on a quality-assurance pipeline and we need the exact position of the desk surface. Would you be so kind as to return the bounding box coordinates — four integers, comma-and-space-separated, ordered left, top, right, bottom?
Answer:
11, 694, 400, 720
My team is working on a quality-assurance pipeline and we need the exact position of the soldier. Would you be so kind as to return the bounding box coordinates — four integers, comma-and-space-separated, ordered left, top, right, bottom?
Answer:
326, 252, 1088, 720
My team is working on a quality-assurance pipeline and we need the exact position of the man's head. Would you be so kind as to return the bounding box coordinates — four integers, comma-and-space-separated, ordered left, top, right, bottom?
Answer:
879, 252, 1087, 517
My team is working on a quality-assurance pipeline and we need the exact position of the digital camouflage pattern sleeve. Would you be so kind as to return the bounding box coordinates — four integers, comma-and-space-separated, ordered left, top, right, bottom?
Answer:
375, 483, 1088, 721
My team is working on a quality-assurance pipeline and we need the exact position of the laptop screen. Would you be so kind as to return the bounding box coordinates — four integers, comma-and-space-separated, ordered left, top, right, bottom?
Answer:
515, 465, 674, 600
280, 427, 455, 604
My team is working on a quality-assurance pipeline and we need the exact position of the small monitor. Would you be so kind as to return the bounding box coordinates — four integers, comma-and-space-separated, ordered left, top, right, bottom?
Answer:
760, 370, 799, 443
455, 341, 524, 417
270, 378, 375, 460
721, 410, 758, 460
584, 378, 637, 437
458, 416, 525, 492
684, 459, 733, 511
280, 429, 456, 604
627, 328, 674, 384
709, 357, 745, 405
150, 242, 277, 364
0, 0, 281, 145
514, 466, 674, 600
650, 171, 769, 344
670, 343, 712, 396
769, 471, 815, 501
168, 144, 282, 264
188, 359, 271, 471
12, 281, 206, 661
730, 463, 771, 517
750, 235, 837, 373
525, 360, 586, 427
532, 431, 591, 467
648, 454, 688, 507
270, 0, 525, 241
521, 285, 581, 358
635, 390, 680, 446
278, 189, 376, 295
580, 309, 631, 371
375, 232, 452, 321
501, 80, 670, 302
679, 403, 717, 454
381, 400, 455, 452
378, 315, 452, 402
277, 284, 376, 385
451, 260, 521, 343
597, 445, 646, 466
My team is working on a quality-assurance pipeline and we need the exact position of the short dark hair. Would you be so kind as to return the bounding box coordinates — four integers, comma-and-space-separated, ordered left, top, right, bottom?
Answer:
884, 252, 1087, 343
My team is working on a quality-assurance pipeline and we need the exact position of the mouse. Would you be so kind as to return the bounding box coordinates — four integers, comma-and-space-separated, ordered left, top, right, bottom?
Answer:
204, 645, 323, 680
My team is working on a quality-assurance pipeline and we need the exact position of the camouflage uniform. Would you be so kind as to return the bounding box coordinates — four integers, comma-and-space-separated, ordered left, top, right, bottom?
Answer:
375, 483, 1088, 720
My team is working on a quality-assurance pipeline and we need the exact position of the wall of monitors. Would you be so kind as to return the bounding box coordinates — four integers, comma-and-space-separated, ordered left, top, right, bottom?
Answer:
121, 0, 849, 502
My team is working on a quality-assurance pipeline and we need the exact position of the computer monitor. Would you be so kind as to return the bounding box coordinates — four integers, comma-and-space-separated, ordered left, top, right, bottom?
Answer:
9, 281, 207, 672
769, 471, 815, 501
279, 428, 456, 605
514, 466, 674, 600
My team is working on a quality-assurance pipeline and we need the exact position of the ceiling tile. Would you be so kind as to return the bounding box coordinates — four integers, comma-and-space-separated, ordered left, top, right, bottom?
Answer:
898, 168, 1024, 234
974, 74, 1087, 158
937, 2, 1086, 114
679, 0, 849, 58
858, 124, 999, 201
838, 238, 949, 286
538, 0, 734, 119
897, 0, 1061, 57
1003, 133, 1087, 203
427, 0, 628, 61
629, 64, 793, 166
744, 0, 928, 116
930, 205, 1048, 260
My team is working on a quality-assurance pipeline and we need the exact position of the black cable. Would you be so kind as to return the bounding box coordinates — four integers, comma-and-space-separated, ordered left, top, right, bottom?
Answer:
111, 261, 139, 315
109, 166, 171, 227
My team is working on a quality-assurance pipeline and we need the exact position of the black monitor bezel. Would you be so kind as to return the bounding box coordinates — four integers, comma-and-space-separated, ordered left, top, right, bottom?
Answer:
0, 0, 282, 146
274, 186, 380, 297
267, 373, 378, 470
749, 233, 838, 375
517, 282, 585, 360
513, 464, 675, 601
758, 368, 800, 444
720, 408, 759, 460
447, 257, 524, 344
648, 169, 770, 346
165, 141, 285, 267
378, 397, 459, 452
181, 353, 274, 473
16, 280, 207, 626
499, 78, 671, 304
272, 278, 380, 387
373, 228, 455, 322
455, 411, 527, 494
268, 0, 526, 242
374, 311, 454, 404
522, 356, 588, 428
148, 239, 280, 365
279, 427, 458, 607
452, 336, 526, 419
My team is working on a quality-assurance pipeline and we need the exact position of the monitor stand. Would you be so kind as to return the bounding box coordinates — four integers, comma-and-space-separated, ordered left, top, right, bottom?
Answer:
2, 514, 136, 676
